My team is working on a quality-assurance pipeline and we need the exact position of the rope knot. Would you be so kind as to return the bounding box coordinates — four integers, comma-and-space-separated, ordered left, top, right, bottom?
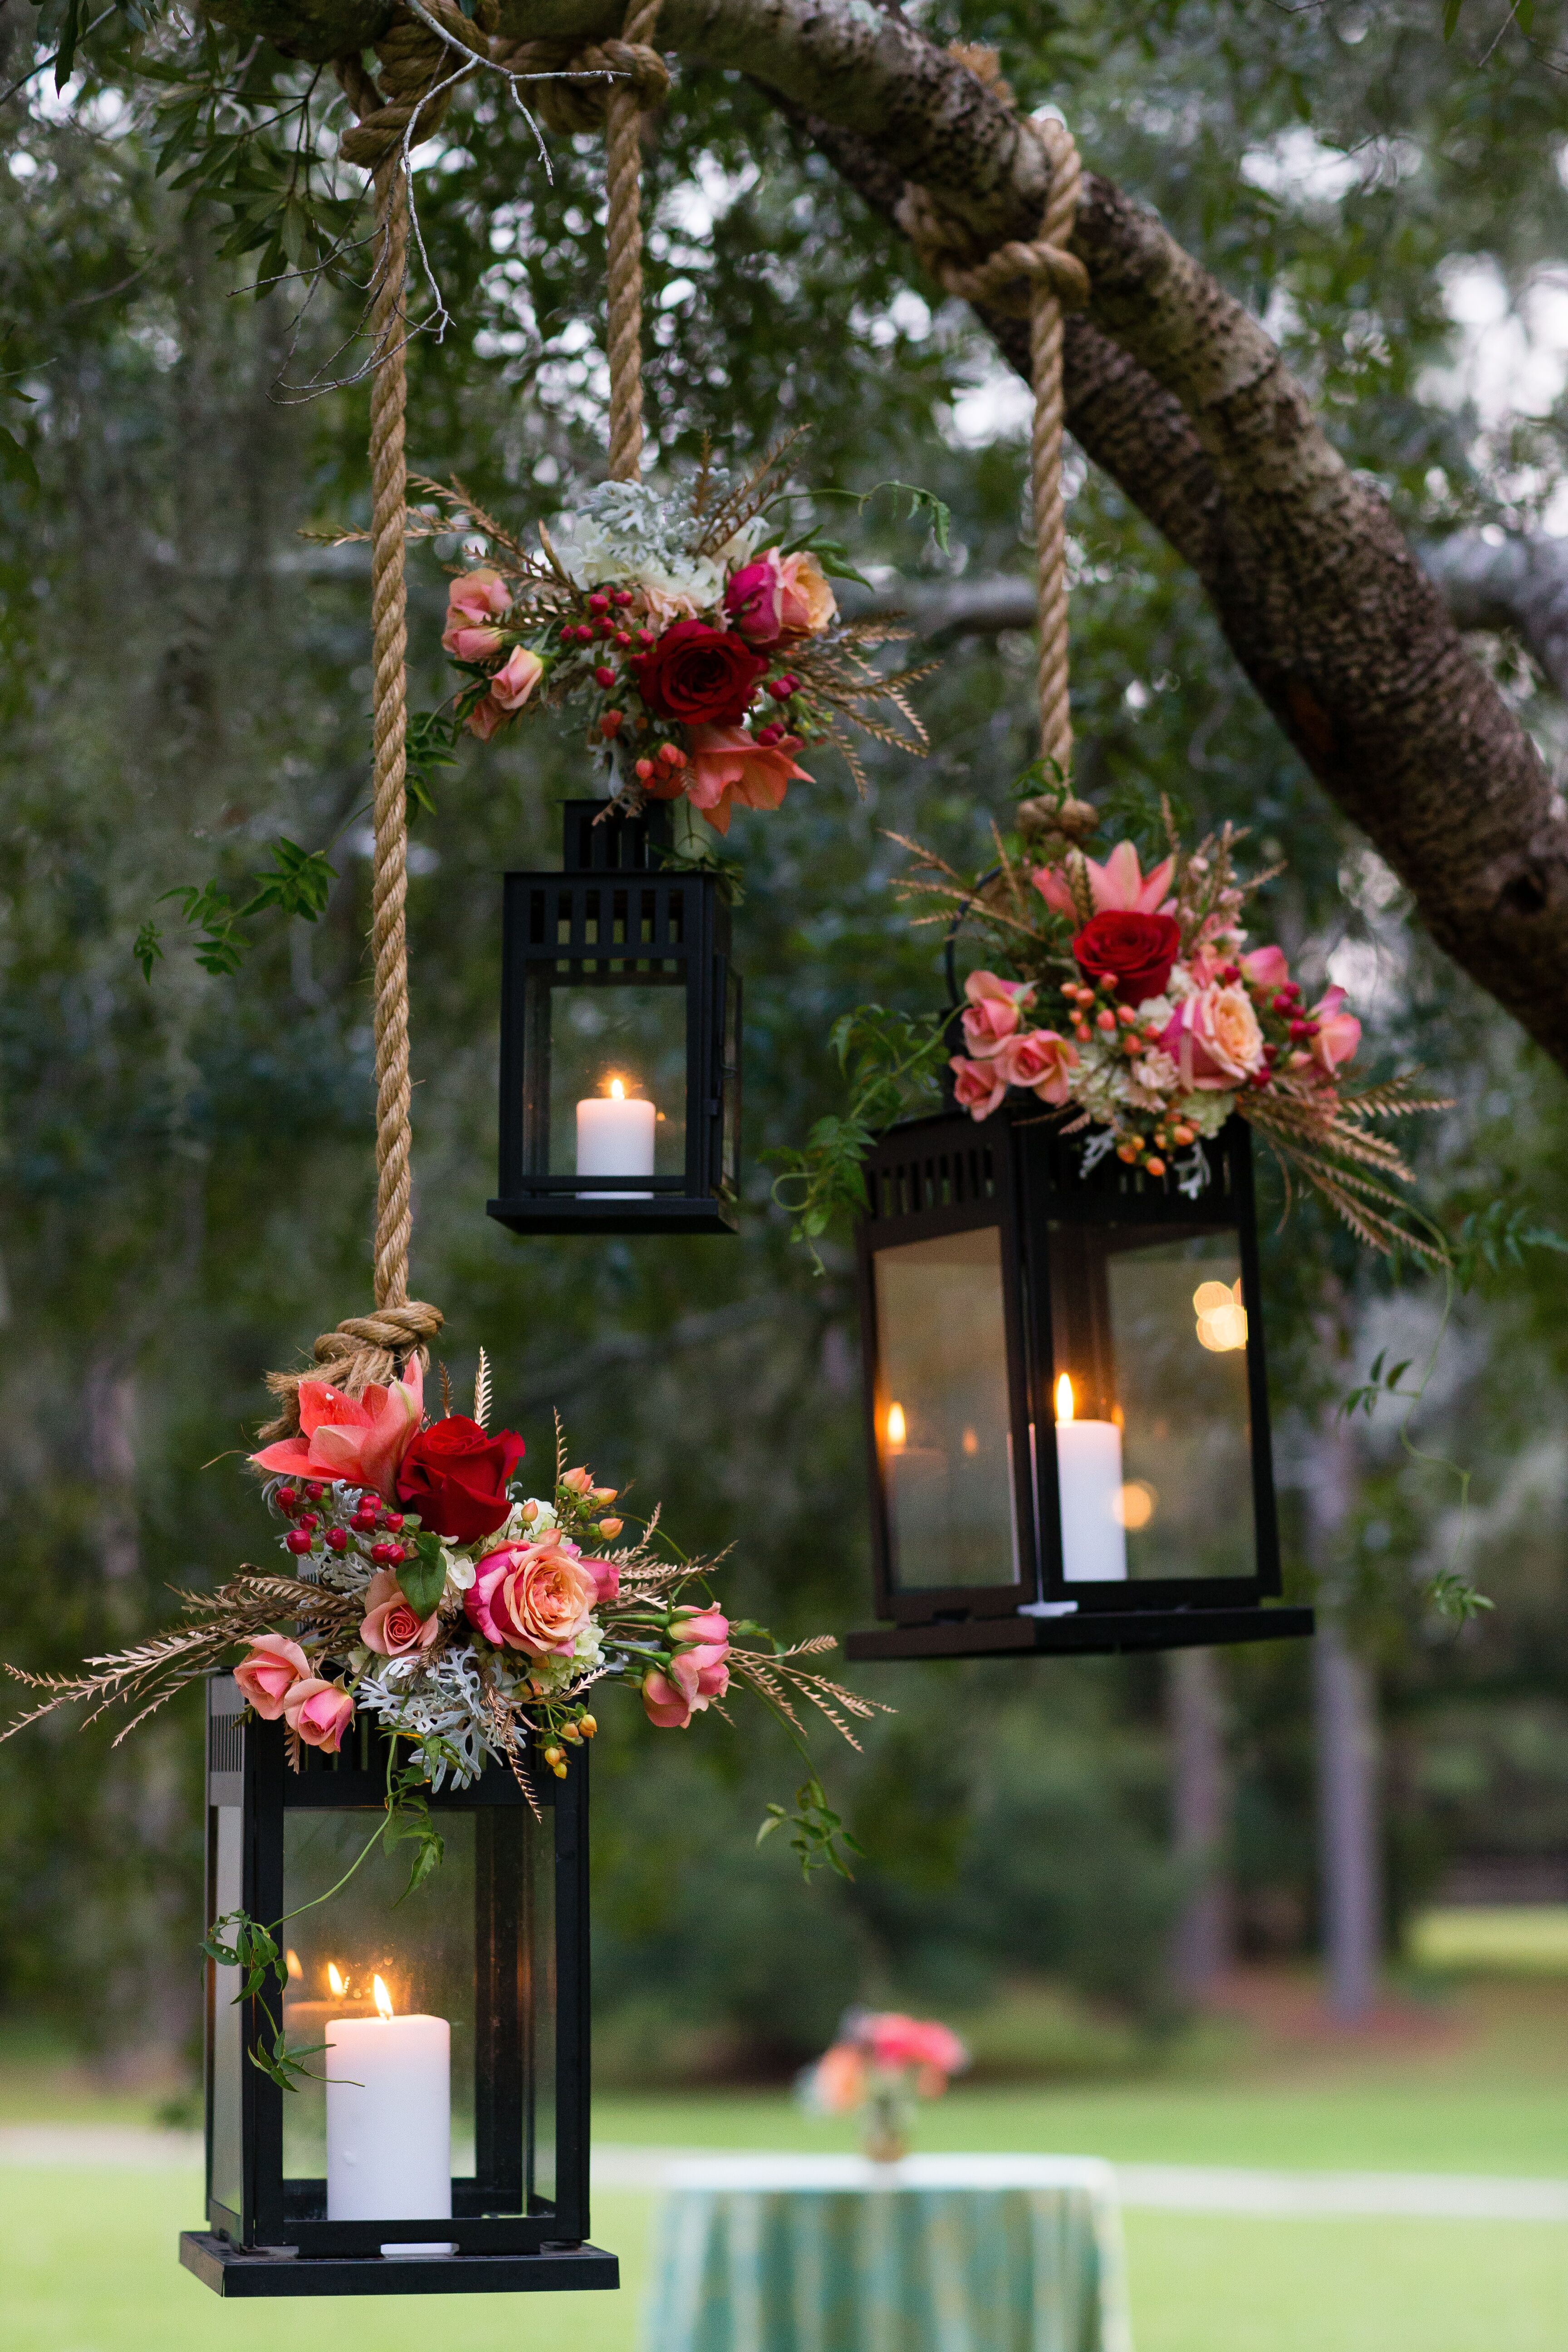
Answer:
492, 33, 669, 138
258, 1302, 446, 1441
336, 0, 493, 175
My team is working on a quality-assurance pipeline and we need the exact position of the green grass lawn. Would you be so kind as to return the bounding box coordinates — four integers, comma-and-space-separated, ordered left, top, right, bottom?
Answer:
3, 1979, 1566, 2351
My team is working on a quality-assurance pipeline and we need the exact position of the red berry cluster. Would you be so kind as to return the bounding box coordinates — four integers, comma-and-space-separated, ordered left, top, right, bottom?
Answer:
274, 1482, 418, 1567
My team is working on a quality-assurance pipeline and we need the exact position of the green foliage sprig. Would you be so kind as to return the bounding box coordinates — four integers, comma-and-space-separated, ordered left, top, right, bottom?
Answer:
137, 838, 337, 981
766, 1004, 948, 1267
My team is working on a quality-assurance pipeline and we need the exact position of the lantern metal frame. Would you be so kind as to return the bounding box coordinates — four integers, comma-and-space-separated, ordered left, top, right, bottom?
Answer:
179, 1676, 617, 2299
487, 800, 740, 1237
844, 1105, 1313, 1662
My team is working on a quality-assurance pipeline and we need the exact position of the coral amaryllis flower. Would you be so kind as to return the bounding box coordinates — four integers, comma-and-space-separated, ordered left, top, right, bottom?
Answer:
251, 1359, 423, 1500
1033, 839, 1177, 921
684, 726, 812, 833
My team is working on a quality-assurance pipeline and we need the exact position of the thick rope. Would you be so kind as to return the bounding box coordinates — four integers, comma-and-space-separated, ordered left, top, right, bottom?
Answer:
604, 0, 664, 480
899, 104, 1088, 774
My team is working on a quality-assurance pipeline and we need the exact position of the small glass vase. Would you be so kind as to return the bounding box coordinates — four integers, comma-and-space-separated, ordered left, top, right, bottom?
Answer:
861, 2078, 913, 2164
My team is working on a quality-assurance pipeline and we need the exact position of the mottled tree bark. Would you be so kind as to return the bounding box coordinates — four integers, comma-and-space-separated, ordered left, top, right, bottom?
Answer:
198, 0, 1568, 1070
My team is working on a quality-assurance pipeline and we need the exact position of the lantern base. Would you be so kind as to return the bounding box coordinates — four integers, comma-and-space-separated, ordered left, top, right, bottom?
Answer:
178, 2232, 620, 2300
844, 1605, 1314, 1661
488, 1195, 739, 1236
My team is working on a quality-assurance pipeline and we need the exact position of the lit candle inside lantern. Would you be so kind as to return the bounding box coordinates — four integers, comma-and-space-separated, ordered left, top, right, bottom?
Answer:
1054, 1373, 1127, 1582
885, 1401, 907, 1451
325, 1973, 453, 2257
576, 1075, 656, 1199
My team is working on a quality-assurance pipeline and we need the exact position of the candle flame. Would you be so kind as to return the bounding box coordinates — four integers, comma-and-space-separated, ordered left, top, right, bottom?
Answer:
326, 1963, 346, 1998
608, 1076, 625, 1100
373, 1975, 395, 2022
1055, 1373, 1075, 1425
885, 1401, 906, 1450
285, 1949, 303, 1982
961, 1426, 979, 1457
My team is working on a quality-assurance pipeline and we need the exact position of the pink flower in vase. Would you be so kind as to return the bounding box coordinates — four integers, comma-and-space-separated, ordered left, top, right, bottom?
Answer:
283, 1678, 354, 1754
1033, 839, 1177, 921
250, 1359, 424, 1500
233, 1633, 311, 1721
949, 1056, 1009, 1121
960, 970, 1036, 1058
725, 549, 786, 645
994, 1028, 1078, 1104
683, 726, 812, 833
1308, 985, 1361, 1076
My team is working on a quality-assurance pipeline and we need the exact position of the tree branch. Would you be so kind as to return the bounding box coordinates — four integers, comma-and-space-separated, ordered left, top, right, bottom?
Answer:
197, 0, 1568, 1069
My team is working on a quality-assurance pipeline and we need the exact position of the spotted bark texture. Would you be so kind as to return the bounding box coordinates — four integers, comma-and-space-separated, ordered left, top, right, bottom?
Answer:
201, 0, 1568, 1070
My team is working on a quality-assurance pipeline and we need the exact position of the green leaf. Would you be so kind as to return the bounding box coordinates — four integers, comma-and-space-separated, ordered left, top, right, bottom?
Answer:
132, 921, 163, 982
0, 424, 39, 490
397, 1532, 447, 1621
236, 838, 337, 923
1443, 0, 1466, 38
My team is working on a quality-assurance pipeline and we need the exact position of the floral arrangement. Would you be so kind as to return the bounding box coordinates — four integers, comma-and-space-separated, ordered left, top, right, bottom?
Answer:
799, 2008, 970, 2163
1, 1348, 877, 1832
898, 803, 1447, 1254
406, 448, 934, 832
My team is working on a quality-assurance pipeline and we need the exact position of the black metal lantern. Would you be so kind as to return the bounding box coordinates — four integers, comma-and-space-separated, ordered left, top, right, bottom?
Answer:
180, 1676, 616, 2299
844, 1107, 1313, 1662
487, 799, 740, 1236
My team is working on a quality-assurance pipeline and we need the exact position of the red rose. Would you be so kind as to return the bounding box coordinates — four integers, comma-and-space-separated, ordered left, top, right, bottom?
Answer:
632, 620, 767, 727
396, 1415, 526, 1544
1072, 911, 1181, 1006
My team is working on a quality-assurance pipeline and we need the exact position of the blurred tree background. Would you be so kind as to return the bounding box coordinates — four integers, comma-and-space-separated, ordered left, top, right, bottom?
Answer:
2, 0, 1568, 2084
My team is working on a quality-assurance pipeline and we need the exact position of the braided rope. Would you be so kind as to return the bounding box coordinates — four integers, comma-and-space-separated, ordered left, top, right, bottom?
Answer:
899, 113, 1087, 772
604, 0, 665, 481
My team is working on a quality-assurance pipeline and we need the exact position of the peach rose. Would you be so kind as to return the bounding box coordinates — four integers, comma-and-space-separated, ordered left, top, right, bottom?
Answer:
641, 1667, 695, 1729
995, 1028, 1078, 1105
283, 1677, 353, 1754
233, 1633, 310, 1721
465, 1540, 597, 1657
1163, 982, 1264, 1089
443, 622, 508, 662
960, 970, 1036, 1058
359, 1568, 441, 1659
778, 550, 837, 636
950, 1054, 1008, 1121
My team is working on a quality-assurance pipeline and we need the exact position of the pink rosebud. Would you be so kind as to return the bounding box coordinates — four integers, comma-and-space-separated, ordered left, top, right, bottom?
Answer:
580, 1558, 621, 1605
671, 1643, 730, 1708
233, 1634, 310, 1721
1308, 985, 1360, 1075
641, 1667, 694, 1730
283, 1677, 354, 1754
490, 645, 545, 712
949, 1054, 1008, 1121
724, 549, 786, 646
446, 568, 511, 628
669, 1606, 729, 1646
960, 969, 1037, 1058
442, 622, 508, 662
1241, 944, 1290, 992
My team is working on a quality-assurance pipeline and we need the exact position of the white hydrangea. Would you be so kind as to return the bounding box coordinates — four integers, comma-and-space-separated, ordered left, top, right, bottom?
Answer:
1175, 1089, 1235, 1138
549, 476, 764, 611
442, 1546, 475, 1594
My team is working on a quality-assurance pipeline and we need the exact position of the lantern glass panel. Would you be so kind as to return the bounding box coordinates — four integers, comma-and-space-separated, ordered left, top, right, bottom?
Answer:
540, 978, 688, 1185
873, 1225, 1020, 1591
279, 1814, 480, 2198
1048, 1221, 1254, 1584
531, 1822, 556, 2205
209, 1805, 244, 2216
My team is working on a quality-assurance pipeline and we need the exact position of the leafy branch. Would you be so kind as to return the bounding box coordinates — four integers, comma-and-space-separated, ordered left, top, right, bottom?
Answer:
137, 837, 337, 981
766, 1004, 948, 1267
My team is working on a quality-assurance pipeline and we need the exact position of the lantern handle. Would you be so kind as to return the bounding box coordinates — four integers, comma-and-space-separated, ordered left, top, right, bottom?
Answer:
942, 866, 1004, 1010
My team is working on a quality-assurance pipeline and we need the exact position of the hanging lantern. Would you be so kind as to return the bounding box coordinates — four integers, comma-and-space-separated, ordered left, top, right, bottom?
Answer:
487, 801, 740, 1237
844, 1106, 1313, 1661
180, 1677, 614, 2298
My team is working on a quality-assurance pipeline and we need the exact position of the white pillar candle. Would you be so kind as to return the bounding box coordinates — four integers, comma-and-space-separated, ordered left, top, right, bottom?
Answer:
326, 1987, 452, 2258
1054, 1374, 1128, 1582
576, 1080, 656, 1199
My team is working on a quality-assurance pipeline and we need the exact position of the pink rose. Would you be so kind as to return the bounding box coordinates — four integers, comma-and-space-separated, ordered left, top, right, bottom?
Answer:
491, 646, 544, 710
671, 1642, 729, 1708
725, 549, 786, 646
641, 1667, 695, 1730
1241, 944, 1289, 992
446, 568, 511, 627
283, 1677, 354, 1754
960, 970, 1036, 1058
994, 1028, 1078, 1105
1309, 985, 1360, 1075
1162, 983, 1265, 1089
580, 1558, 621, 1605
864, 2012, 968, 2076
669, 1607, 729, 1646
251, 1359, 423, 1499
233, 1633, 310, 1721
949, 1055, 1008, 1121
443, 622, 508, 662
359, 1568, 441, 1659
465, 1540, 597, 1657
684, 726, 812, 834
778, 550, 836, 637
